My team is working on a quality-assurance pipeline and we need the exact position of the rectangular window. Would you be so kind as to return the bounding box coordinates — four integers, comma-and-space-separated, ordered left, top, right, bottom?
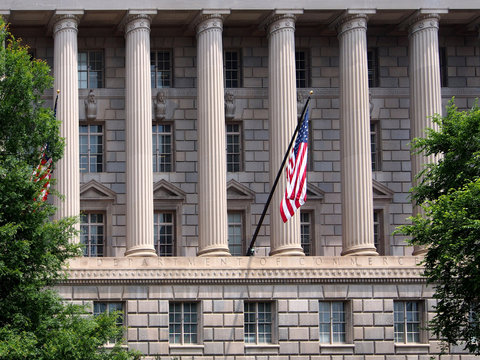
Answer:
300, 211, 313, 256
154, 212, 175, 256
79, 124, 103, 173
80, 213, 104, 257
151, 50, 173, 88
226, 122, 242, 172
394, 301, 421, 343
93, 302, 124, 343
152, 123, 173, 172
439, 47, 448, 87
367, 48, 379, 88
373, 210, 384, 255
370, 121, 380, 171
169, 302, 198, 344
224, 49, 241, 88
319, 301, 346, 343
228, 212, 243, 256
78, 50, 104, 89
295, 50, 309, 88
244, 302, 273, 344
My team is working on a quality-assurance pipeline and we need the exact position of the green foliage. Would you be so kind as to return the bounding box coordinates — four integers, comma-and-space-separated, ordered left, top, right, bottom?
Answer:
399, 100, 480, 354
0, 20, 138, 360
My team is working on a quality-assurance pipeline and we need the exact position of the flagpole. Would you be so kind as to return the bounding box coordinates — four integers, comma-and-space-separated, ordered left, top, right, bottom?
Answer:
246, 92, 312, 256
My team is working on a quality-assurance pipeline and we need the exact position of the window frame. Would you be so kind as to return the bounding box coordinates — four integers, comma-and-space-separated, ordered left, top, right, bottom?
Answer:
295, 49, 310, 89
439, 46, 448, 87
300, 210, 314, 256
394, 300, 425, 344
154, 210, 176, 256
78, 50, 105, 89
227, 210, 245, 256
151, 49, 173, 88
367, 48, 379, 88
224, 49, 242, 88
244, 301, 275, 344
318, 301, 350, 344
152, 121, 174, 173
226, 121, 243, 172
79, 122, 104, 173
93, 301, 125, 344
80, 211, 106, 257
169, 302, 199, 345
370, 120, 381, 172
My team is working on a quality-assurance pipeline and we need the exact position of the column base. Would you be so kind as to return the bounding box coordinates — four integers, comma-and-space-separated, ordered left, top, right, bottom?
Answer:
125, 246, 157, 257
341, 245, 378, 256
412, 245, 427, 256
198, 246, 231, 257
269, 245, 305, 257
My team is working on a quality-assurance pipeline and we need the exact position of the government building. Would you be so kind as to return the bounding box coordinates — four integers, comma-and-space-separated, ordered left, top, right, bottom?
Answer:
3, 0, 480, 358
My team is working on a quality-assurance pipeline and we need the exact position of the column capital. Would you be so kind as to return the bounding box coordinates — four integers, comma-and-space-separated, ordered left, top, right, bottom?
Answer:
264, 10, 302, 36
51, 11, 83, 36
195, 11, 229, 36
336, 13, 369, 37
408, 13, 441, 36
124, 12, 154, 35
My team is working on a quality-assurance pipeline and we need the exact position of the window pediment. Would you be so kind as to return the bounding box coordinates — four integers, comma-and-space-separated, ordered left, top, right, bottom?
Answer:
373, 180, 394, 202
153, 179, 186, 202
306, 182, 325, 201
80, 180, 116, 202
227, 180, 255, 201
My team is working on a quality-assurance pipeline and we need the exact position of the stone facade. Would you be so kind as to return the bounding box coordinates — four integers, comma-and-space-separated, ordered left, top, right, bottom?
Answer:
4, 1, 480, 358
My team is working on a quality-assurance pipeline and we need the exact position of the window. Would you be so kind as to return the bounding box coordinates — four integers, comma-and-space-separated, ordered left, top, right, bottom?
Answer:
319, 301, 346, 343
394, 301, 422, 343
78, 50, 104, 89
295, 50, 309, 88
371, 121, 380, 171
151, 50, 172, 88
169, 302, 198, 344
228, 212, 243, 256
93, 302, 124, 343
244, 302, 273, 344
224, 49, 241, 88
439, 47, 448, 87
152, 123, 173, 172
300, 211, 313, 255
367, 48, 379, 88
80, 124, 103, 173
80, 213, 104, 257
154, 212, 175, 256
373, 210, 385, 255
226, 122, 242, 172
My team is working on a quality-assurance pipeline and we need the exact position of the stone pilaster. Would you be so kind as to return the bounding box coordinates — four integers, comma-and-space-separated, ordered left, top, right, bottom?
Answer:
124, 13, 156, 257
52, 13, 81, 239
337, 14, 378, 256
409, 13, 442, 256
196, 12, 230, 256
268, 13, 304, 256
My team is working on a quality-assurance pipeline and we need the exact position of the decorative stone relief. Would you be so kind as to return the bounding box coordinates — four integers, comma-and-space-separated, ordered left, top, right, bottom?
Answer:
154, 91, 167, 120
297, 90, 307, 118
84, 89, 97, 120
224, 91, 235, 120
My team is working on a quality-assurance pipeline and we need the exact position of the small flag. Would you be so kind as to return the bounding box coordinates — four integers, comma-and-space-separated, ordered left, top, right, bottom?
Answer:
32, 145, 52, 202
280, 107, 309, 223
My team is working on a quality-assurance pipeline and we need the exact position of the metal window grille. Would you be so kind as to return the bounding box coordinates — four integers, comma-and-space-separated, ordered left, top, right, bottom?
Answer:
394, 301, 421, 343
154, 212, 175, 256
367, 48, 379, 88
300, 212, 312, 256
295, 50, 308, 88
78, 50, 104, 89
80, 124, 103, 173
244, 302, 273, 344
319, 301, 346, 343
152, 123, 173, 172
169, 302, 198, 344
228, 212, 243, 256
226, 123, 241, 172
224, 50, 240, 88
80, 213, 104, 257
151, 50, 172, 88
370, 122, 380, 171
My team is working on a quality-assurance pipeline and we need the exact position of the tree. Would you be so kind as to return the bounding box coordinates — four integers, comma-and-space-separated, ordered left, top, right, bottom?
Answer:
0, 20, 138, 360
398, 100, 480, 354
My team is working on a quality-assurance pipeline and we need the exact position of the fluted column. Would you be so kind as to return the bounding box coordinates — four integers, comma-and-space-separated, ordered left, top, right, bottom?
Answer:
124, 13, 156, 257
409, 13, 442, 256
338, 14, 378, 256
196, 12, 230, 256
53, 13, 81, 239
268, 13, 304, 256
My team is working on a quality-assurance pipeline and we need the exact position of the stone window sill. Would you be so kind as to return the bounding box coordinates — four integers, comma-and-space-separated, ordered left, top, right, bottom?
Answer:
395, 343, 430, 353
169, 344, 204, 355
244, 344, 280, 354
319, 343, 355, 354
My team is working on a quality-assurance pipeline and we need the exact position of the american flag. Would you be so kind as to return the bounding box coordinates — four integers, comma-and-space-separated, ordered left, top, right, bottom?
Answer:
280, 107, 309, 223
32, 145, 52, 202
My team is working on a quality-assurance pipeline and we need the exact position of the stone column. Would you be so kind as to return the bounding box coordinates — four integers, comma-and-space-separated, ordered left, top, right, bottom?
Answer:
52, 13, 82, 238
337, 13, 378, 256
124, 12, 156, 257
196, 11, 230, 256
268, 12, 304, 256
409, 13, 443, 256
